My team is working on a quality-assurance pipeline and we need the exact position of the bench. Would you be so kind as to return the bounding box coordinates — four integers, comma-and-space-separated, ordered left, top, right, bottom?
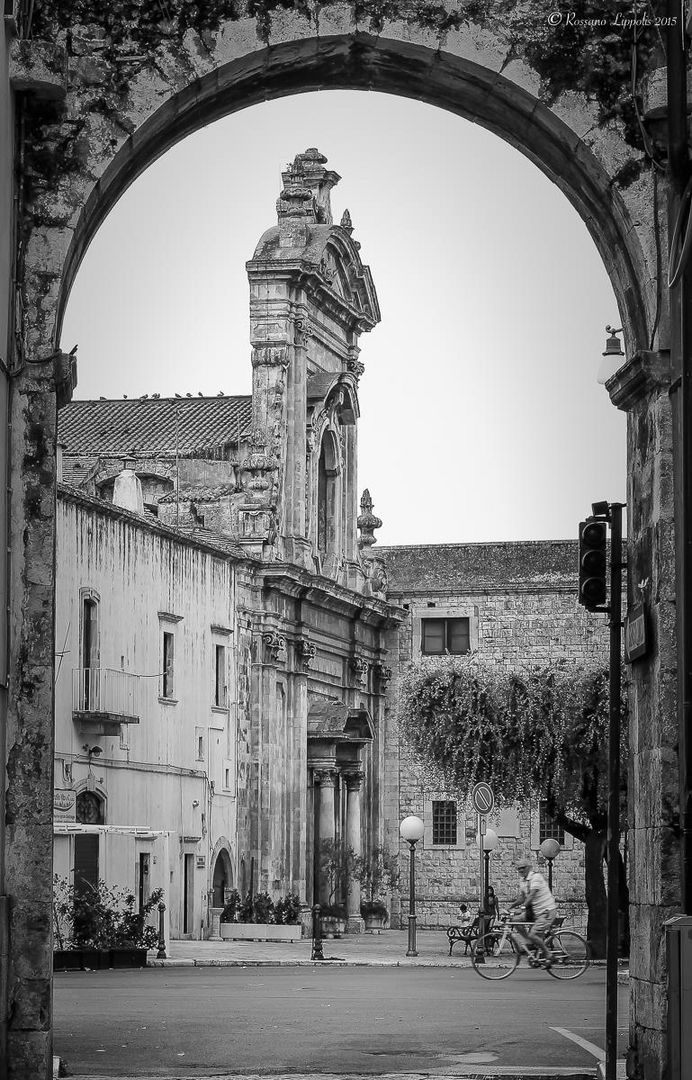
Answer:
446, 914, 482, 956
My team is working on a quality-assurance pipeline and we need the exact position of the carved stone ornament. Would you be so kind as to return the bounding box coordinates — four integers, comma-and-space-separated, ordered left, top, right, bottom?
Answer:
350, 656, 369, 687
262, 631, 287, 662
297, 639, 317, 669
364, 556, 388, 595
251, 345, 290, 369
344, 769, 365, 791
313, 768, 337, 787
347, 358, 365, 380
294, 317, 311, 347
374, 663, 393, 690
358, 489, 382, 549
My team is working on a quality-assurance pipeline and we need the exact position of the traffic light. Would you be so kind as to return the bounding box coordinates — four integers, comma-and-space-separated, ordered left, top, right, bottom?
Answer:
578, 518, 608, 610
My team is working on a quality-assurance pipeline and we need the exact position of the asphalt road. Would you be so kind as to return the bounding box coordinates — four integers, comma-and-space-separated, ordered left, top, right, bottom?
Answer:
54, 965, 628, 1077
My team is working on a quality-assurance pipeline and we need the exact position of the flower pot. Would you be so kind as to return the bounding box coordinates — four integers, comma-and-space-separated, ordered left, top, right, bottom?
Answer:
53, 947, 148, 970
320, 914, 346, 938
219, 922, 302, 942
363, 911, 388, 933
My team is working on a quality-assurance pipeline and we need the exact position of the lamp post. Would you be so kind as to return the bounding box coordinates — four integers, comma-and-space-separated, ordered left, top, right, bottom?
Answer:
482, 829, 499, 911
539, 838, 562, 893
400, 815, 425, 957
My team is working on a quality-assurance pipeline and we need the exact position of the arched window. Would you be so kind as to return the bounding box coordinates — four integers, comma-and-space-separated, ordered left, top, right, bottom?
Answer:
317, 430, 340, 557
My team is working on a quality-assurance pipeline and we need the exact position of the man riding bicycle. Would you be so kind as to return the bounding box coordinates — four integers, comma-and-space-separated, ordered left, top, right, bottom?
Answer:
509, 857, 557, 968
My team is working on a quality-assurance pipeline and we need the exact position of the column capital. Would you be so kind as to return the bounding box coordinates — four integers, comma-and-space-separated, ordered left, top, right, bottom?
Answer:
313, 768, 337, 788
343, 770, 365, 792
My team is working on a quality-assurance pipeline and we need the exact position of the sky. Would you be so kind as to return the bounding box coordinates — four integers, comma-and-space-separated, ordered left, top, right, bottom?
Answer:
60, 90, 626, 547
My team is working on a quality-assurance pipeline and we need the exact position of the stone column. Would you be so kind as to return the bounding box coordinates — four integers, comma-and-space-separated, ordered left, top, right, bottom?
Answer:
314, 769, 336, 905
345, 771, 364, 933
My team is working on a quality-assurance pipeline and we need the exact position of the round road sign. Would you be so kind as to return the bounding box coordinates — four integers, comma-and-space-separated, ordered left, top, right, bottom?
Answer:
472, 782, 495, 815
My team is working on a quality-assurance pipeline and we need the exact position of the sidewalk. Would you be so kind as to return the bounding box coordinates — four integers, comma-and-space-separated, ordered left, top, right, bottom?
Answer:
148, 928, 630, 981
149, 928, 476, 967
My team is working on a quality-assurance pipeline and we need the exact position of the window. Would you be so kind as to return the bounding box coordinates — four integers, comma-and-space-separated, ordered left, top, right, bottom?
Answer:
214, 644, 227, 708
195, 727, 205, 762
421, 617, 470, 655
80, 591, 99, 709
432, 800, 457, 845
539, 800, 565, 845
162, 631, 175, 698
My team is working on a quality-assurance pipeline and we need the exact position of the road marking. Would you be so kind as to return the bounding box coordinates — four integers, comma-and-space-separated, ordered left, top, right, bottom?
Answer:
550, 1025, 605, 1061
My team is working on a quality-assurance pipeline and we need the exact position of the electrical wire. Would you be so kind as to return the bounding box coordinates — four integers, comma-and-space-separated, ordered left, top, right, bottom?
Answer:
668, 173, 692, 288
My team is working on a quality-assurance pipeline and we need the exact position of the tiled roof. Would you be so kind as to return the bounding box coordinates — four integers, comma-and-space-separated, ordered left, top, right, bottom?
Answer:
58, 395, 252, 456
380, 541, 579, 593
158, 485, 236, 504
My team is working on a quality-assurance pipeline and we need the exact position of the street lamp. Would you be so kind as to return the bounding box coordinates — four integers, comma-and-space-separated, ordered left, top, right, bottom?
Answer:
482, 829, 499, 912
400, 815, 425, 957
539, 838, 562, 892
597, 325, 624, 384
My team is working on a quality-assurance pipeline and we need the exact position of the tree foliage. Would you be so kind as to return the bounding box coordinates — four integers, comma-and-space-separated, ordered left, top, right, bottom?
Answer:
398, 656, 628, 838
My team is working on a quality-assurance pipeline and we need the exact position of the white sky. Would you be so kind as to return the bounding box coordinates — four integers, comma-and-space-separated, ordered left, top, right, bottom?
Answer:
60, 90, 626, 546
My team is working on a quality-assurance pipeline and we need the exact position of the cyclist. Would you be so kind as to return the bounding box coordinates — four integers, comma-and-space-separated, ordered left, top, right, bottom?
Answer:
510, 857, 557, 968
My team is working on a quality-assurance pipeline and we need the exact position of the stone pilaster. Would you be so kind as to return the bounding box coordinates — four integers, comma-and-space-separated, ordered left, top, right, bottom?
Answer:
607, 350, 677, 1080
6, 357, 60, 1080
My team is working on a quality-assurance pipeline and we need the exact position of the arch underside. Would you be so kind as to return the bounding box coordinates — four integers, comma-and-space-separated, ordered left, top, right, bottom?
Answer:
57, 33, 651, 353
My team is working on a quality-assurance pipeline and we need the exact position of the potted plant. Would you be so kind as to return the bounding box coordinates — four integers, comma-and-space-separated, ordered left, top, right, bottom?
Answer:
315, 839, 355, 937
52, 875, 163, 970
219, 889, 302, 942
357, 845, 399, 932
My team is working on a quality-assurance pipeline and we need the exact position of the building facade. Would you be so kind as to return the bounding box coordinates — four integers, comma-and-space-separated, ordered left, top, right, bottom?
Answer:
55, 151, 404, 937
380, 540, 610, 930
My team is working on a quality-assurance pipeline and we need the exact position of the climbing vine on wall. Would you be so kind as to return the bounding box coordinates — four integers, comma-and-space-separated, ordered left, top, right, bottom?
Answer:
398, 655, 628, 827
27, 0, 662, 151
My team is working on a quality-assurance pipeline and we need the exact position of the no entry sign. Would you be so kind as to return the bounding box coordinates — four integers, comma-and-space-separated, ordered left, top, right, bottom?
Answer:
472, 782, 495, 815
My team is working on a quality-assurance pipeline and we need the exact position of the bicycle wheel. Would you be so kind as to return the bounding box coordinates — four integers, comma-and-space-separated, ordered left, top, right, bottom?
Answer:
547, 929, 590, 979
471, 933, 519, 980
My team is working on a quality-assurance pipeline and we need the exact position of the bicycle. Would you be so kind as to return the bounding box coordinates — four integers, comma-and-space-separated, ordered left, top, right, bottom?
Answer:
470, 910, 590, 981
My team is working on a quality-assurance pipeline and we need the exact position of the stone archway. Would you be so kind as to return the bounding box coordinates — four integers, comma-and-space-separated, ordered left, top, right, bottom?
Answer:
5, 6, 673, 1079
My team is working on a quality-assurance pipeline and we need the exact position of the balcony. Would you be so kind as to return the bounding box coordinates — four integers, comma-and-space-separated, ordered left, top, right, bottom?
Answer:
72, 668, 141, 735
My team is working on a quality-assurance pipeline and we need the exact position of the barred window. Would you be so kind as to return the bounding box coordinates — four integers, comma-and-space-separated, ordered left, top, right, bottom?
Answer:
432, 800, 457, 845
421, 617, 470, 656
539, 800, 565, 845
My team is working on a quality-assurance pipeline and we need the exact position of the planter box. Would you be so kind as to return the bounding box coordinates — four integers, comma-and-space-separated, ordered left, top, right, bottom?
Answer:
219, 922, 302, 942
54, 948, 148, 971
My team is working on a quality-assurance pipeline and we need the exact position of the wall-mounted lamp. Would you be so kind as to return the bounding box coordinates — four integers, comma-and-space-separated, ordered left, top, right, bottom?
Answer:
597, 325, 625, 385
82, 744, 102, 757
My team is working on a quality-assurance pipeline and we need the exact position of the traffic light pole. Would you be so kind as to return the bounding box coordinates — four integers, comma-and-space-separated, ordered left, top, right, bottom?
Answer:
605, 502, 623, 1080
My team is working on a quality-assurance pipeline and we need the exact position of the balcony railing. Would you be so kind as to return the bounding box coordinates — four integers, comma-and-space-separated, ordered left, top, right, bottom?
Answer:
72, 668, 141, 724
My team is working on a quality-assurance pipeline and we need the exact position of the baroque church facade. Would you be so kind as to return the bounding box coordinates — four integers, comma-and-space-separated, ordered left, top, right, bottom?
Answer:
54, 150, 606, 938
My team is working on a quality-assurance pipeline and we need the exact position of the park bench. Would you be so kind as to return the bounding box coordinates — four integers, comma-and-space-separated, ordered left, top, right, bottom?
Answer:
446, 909, 482, 955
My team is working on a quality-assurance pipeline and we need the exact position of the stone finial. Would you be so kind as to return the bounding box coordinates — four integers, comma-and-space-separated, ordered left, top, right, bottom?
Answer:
358, 489, 382, 548
340, 209, 353, 234
277, 149, 341, 225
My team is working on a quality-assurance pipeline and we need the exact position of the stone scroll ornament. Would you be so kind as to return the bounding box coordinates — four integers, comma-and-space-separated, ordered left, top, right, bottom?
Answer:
350, 656, 369, 687
262, 631, 287, 663
297, 639, 317, 670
